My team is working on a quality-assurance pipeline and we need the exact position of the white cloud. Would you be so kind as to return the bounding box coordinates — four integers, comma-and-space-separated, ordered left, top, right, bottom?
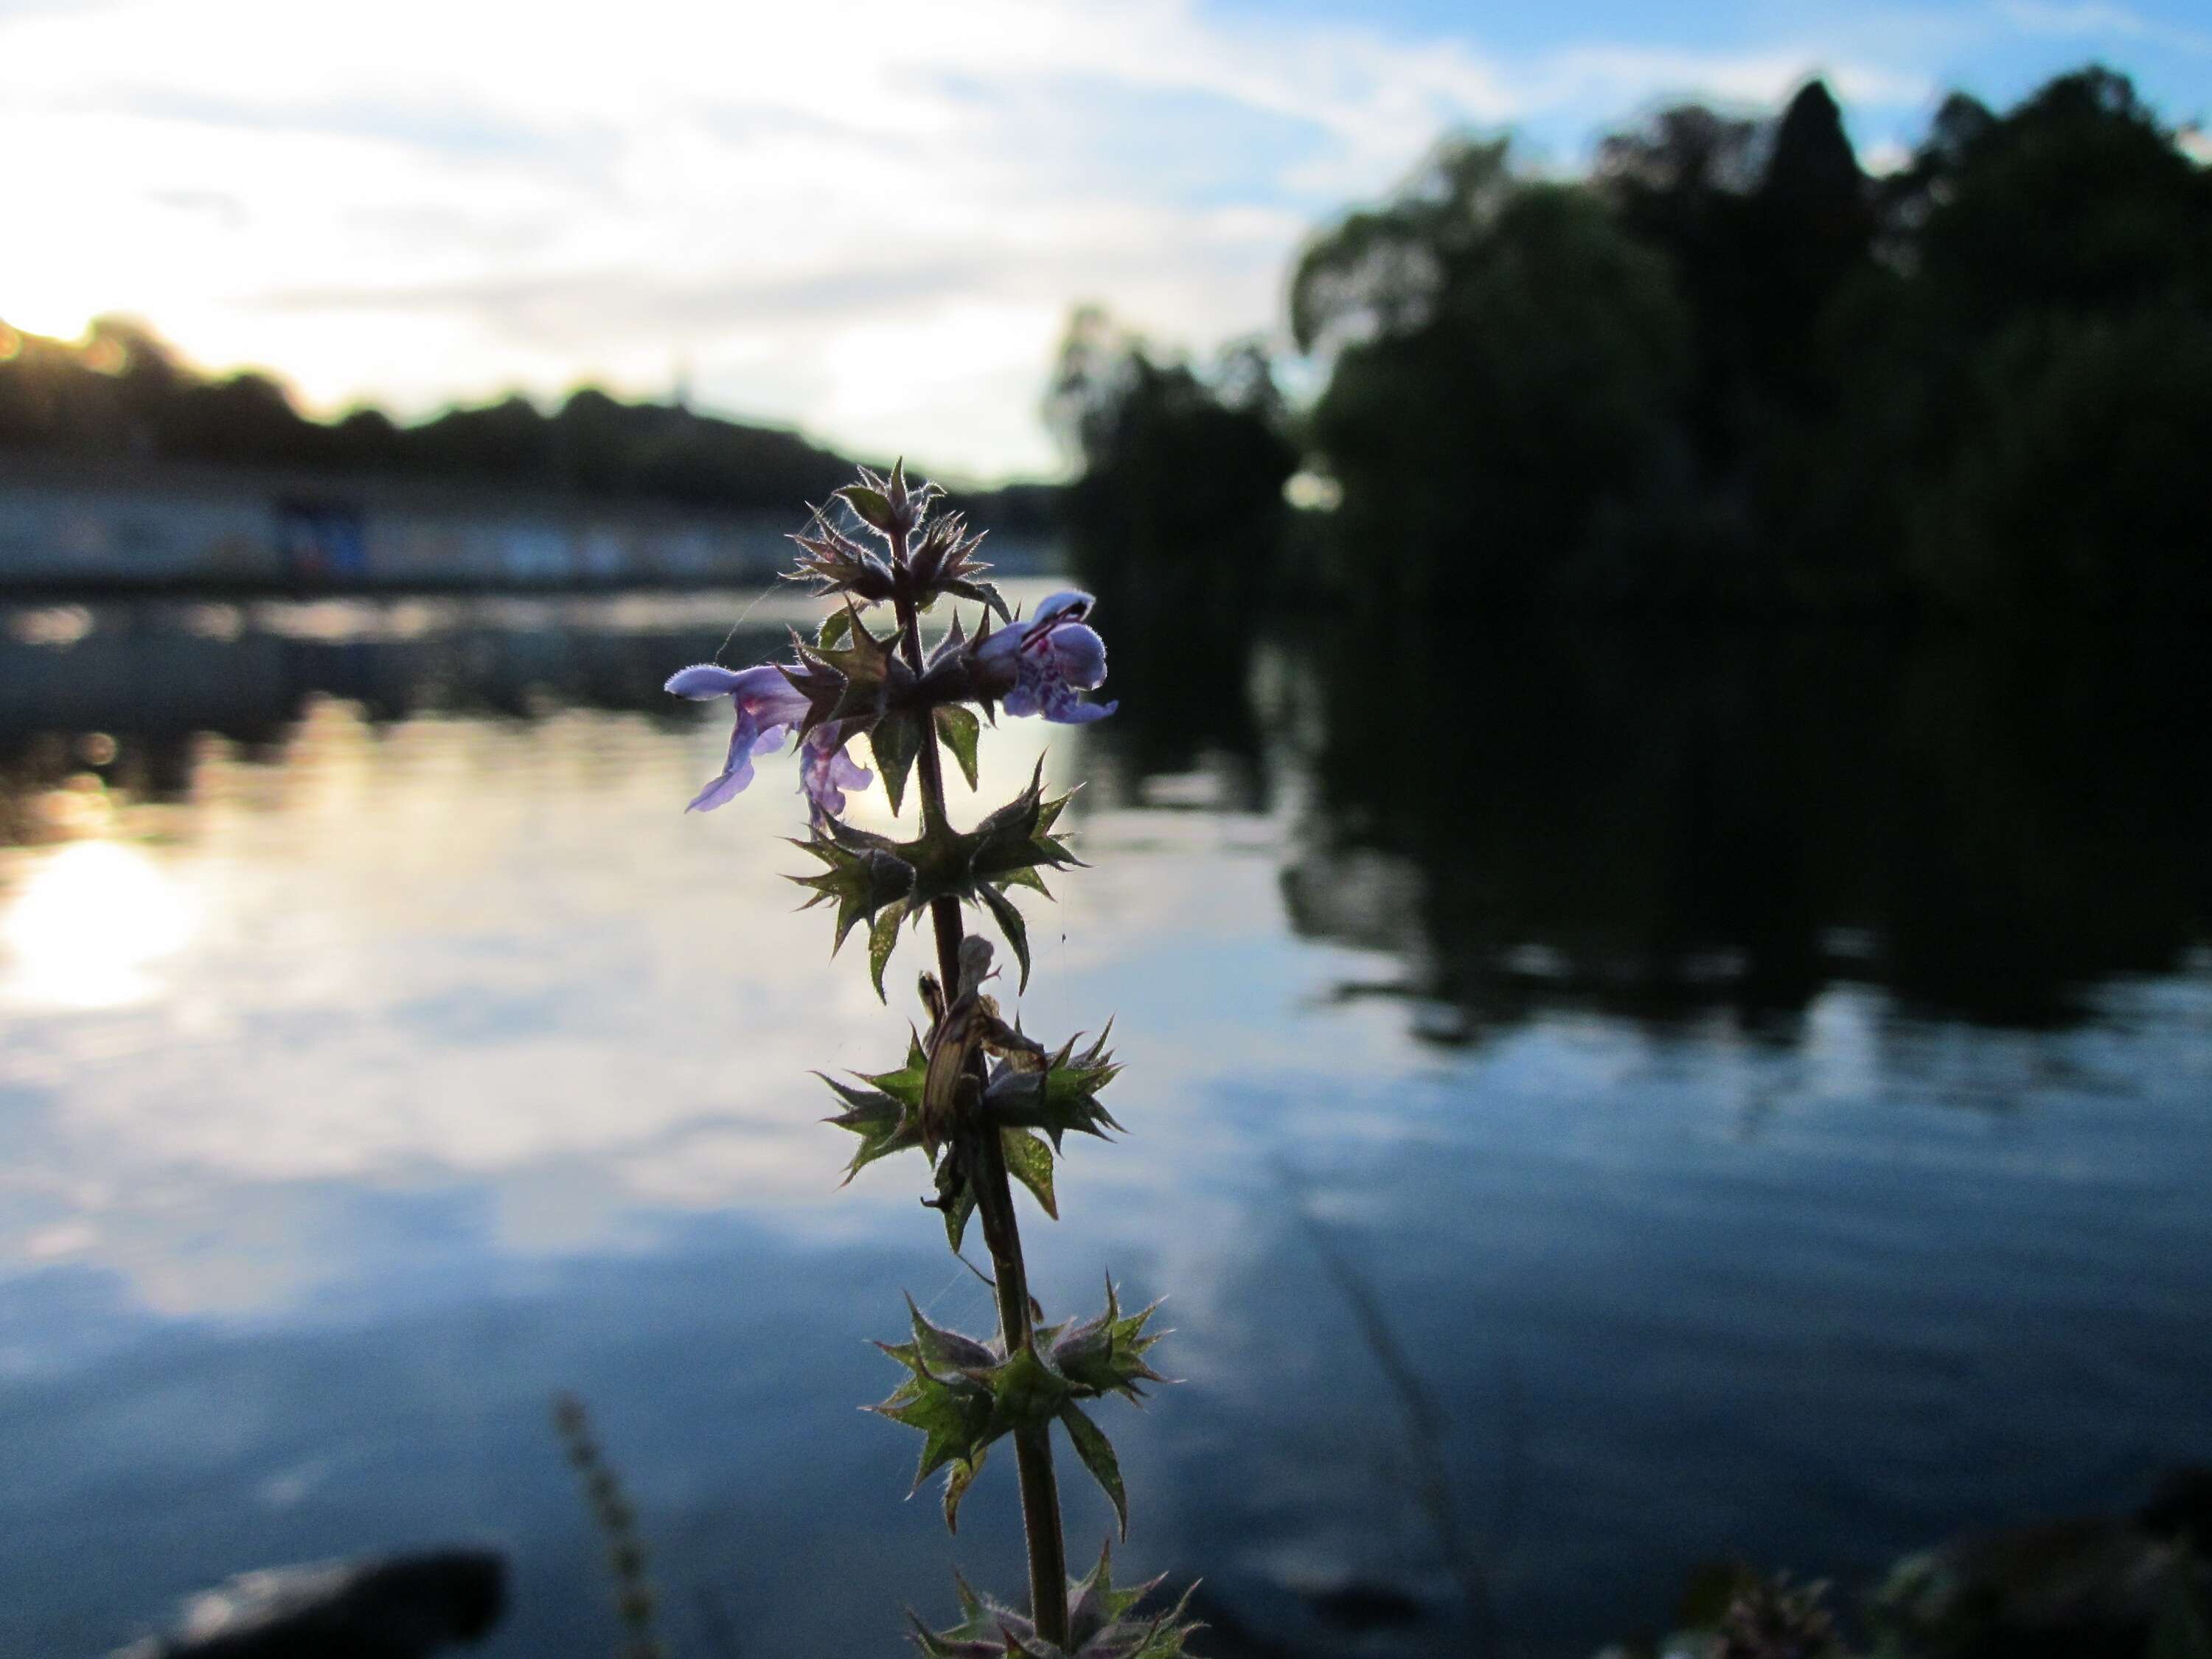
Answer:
1997, 0, 2212, 55
0, 0, 1938, 476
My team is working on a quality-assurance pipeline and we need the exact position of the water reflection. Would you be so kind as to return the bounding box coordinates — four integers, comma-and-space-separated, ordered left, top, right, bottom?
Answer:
1265, 619, 2212, 1040
1, 592, 2209, 1658
1, 840, 198, 1009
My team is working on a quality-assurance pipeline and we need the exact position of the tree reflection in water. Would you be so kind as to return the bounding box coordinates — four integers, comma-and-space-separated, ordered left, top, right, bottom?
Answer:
1100, 603, 2212, 1043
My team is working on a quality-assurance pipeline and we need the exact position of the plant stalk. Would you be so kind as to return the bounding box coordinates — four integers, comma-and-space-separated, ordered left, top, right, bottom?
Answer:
893, 544, 1071, 1648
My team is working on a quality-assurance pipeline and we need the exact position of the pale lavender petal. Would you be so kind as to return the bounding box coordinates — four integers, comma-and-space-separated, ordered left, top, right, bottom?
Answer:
981, 591, 1095, 667
687, 765, 754, 812
686, 706, 762, 811
1032, 591, 1095, 625
1004, 622, 1113, 722
667, 663, 805, 720
745, 677, 810, 727
1047, 623, 1107, 689
665, 663, 748, 699
975, 620, 1032, 662
752, 721, 794, 756
723, 706, 763, 771
799, 731, 873, 819
1046, 698, 1117, 725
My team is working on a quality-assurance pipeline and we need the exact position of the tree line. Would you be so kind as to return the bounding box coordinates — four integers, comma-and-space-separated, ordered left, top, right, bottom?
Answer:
0, 316, 1057, 537
1052, 66, 2212, 622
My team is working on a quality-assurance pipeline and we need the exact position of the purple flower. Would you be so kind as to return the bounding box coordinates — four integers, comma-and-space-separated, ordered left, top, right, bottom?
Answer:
799, 726, 874, 821
976, 590, 1117, 724
664, 664, 845, 818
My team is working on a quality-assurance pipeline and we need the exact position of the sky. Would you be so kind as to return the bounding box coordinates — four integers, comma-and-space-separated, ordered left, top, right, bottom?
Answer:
3, 0, 2208, 480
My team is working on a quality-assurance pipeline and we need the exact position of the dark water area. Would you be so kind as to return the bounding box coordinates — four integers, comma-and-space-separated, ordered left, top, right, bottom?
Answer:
1, 588, 2208, 1658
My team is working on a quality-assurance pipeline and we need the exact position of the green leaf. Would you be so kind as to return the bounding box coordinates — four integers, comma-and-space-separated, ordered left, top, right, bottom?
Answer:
1000, 1127, 1057, 1220
942, 577, 1012, 622
942, 1450, 986, 1534
1059, 1402, 1128, 1538
979, 883, 1031, 992
942, 1185, 977, 1253
816, 608, 855, 649
935, 703, 981, 790
869, 711, 924, 816
867, 903, 905, 1001
836, 484, 894, 532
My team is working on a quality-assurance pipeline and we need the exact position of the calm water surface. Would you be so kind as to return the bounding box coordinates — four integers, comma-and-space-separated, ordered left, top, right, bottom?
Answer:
1, 589, 2208, 1658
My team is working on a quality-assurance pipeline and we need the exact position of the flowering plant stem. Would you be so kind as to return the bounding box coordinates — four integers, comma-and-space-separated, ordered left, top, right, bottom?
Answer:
667, 465, 1191, 1658
893, 541, 1072, 1648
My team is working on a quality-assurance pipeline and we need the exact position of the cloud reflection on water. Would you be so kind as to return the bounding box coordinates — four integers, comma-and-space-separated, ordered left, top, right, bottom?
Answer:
0, 662, 1354, 1326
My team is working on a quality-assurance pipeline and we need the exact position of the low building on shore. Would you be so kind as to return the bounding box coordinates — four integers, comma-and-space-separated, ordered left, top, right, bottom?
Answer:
0, 457, 833, 590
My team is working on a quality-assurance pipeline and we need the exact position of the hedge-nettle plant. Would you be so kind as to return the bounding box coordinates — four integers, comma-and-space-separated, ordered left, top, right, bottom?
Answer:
667, 464, 1197, 1658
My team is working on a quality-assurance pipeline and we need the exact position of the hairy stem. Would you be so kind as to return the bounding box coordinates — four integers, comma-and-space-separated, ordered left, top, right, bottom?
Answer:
893, 542, 1071, 1647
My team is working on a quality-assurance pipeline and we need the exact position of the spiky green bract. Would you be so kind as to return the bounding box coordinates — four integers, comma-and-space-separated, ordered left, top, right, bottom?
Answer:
871, 1295, 1169, 1533
820, 1033, 1059, 1241
908, 1547, 1201, 1659
870, 1305, 1022, 1531
787, 511, 897, 604
984, 1027, 1124, 1150
839, 459, 943, 540
787, 833, 916, 956
781, 599, 905, 744
803, 764, 1080, 994
1039, 1281, 1169, 1406
906, 509, 1012, 622
783, 603, 998, 793
798, 461, 1007, 620
818, 1029, 928, 1183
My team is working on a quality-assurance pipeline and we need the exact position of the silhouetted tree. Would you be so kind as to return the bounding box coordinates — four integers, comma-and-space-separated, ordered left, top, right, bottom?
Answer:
1048, 305, 1296, 614
1270, 65, 2210, 619
1293, 139, 1692, 608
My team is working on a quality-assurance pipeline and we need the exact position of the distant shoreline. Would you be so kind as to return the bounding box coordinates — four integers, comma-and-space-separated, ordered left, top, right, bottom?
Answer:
0, 455, 1065, 594
0, 573, 992, 600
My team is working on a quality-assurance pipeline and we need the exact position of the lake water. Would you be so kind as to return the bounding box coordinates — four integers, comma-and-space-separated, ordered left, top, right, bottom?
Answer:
2, 588, 2208, 1658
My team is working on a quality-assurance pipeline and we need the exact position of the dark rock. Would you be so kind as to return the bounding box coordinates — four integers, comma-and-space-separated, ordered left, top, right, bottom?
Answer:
1873, 1470, 2212, 1659
1301, 1582, 1427, 1631
112, 1548, 507, 1659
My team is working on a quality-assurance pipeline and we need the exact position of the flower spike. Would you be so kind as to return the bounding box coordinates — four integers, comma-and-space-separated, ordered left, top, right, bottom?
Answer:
675, 467, 1174, 1651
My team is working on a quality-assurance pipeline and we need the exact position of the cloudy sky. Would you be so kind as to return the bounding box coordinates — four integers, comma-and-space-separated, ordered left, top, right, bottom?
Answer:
4, 0, 2207, 479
